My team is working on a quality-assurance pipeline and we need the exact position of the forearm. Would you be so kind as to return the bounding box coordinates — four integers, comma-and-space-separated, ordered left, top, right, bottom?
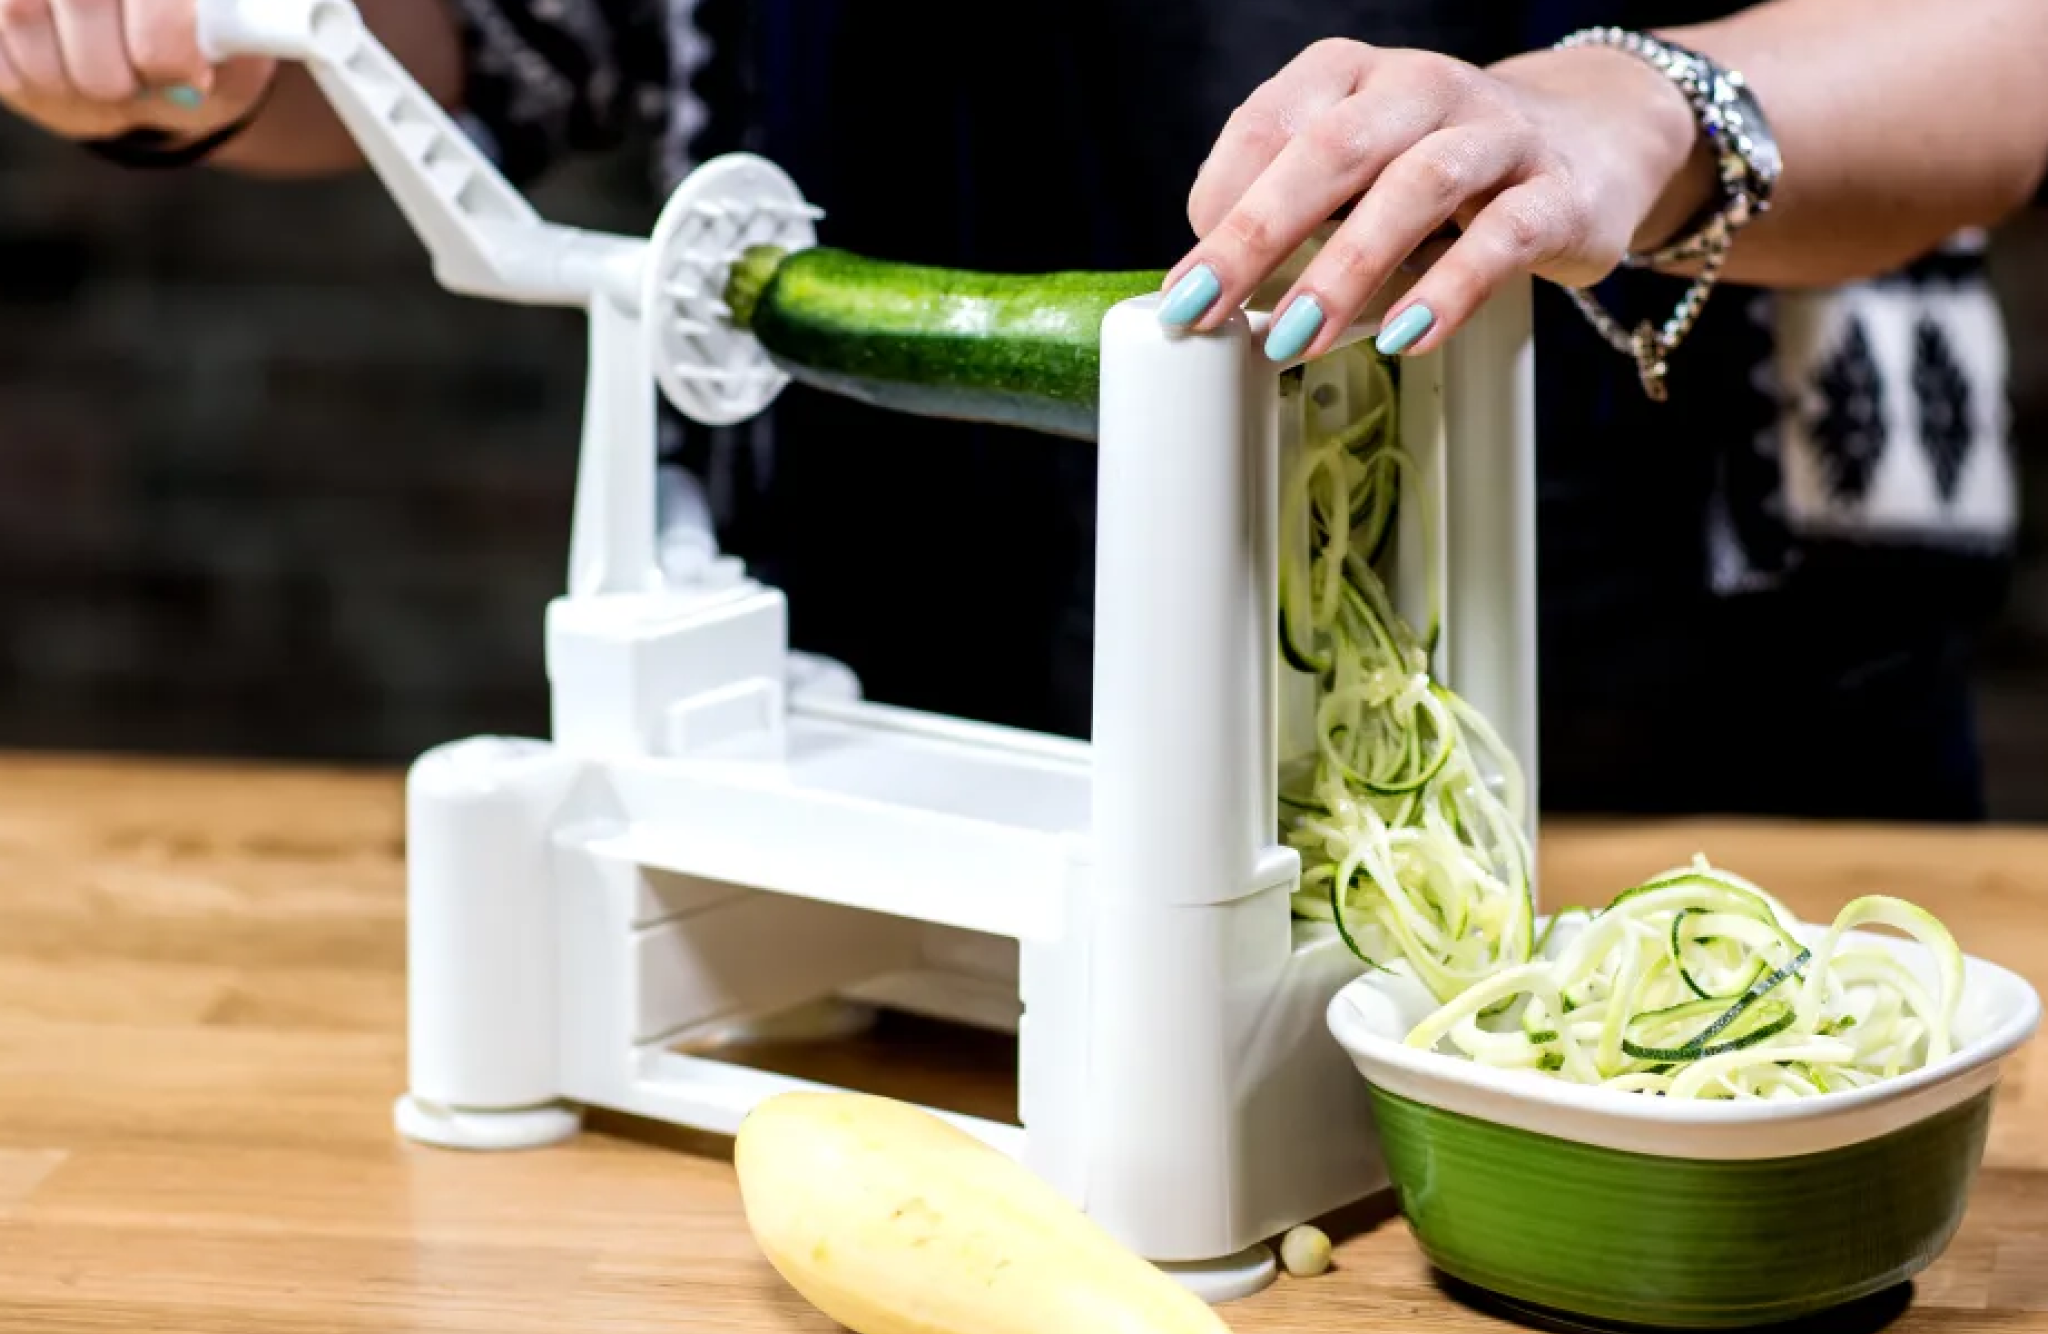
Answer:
1496, 0, 2048, 289
1665, 0, 2048, 285
211, 0, 463, 177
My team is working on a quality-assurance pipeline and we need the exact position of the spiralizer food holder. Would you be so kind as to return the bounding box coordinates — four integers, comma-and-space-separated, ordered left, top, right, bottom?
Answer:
197, 0, 1536, 1299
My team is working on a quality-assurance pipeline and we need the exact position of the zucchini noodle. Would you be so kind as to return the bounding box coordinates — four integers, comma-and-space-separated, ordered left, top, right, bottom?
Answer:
1277, 348, 1535, 1004
1401, 856, 1969, 1099
1277, 345, 1970, 1099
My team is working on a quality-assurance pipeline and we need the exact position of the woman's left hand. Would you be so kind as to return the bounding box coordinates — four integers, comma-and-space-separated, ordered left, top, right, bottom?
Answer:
1158, 37, 1711, 361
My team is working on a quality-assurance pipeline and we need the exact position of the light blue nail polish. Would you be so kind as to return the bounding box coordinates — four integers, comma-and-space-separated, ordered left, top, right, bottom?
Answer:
161, 84, 205, 108
1375, 303, 1435, 356
1158, 264, 1220, 327
1263, 295, 1325, 362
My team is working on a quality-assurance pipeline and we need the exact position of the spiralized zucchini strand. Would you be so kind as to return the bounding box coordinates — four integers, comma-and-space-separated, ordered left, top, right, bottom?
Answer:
1278, 349, 1534, 1004
1281, 348, 1970, 1099
1400, 855, 1967, 1099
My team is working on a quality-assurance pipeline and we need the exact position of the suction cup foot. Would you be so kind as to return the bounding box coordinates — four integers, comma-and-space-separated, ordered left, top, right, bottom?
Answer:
1155, 1242, 1279, 1304
394, 1095, 582, 1151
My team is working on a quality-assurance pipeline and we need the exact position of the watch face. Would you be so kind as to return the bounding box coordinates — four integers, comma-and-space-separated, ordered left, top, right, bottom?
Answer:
1583, 31, 1780, 217
1728, 83, 1782, 193
1702, 69, 1780, 213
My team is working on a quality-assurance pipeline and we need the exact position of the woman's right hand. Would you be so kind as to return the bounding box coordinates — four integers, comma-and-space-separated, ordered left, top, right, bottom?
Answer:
0, 0, 274, 142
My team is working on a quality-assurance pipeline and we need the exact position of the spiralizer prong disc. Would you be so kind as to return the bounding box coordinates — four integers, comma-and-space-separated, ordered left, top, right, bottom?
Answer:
644, 153, 823, 427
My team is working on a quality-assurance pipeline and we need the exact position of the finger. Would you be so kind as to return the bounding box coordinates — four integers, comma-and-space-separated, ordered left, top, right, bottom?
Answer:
1168, 80, 1467, 336
0, 0, 71, 97
1167, 51, 1492, 336
126, 0, 210, 95
0, 34, 20, 95
1266, 126, 1526, 361
1171, 93, 1430, 334
1185, 38, 1374, 239
50, 0, 138, 101
1372, 178, 1590, 359
1159, 44, 1369, 334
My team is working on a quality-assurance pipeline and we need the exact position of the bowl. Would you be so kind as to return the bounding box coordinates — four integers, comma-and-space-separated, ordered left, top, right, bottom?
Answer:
1324, 918, 2041, 1330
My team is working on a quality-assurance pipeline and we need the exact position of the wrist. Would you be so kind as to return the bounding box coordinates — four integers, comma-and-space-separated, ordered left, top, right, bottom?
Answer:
1629, 114, 1719, 256
1490, 43, 1713, 260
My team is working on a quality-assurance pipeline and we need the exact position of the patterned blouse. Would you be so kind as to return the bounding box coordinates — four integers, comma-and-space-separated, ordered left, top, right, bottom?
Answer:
446, 0, 2020, 819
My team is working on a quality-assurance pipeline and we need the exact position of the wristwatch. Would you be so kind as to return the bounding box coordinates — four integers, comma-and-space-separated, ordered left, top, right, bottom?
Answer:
1551, 27, 1783, 400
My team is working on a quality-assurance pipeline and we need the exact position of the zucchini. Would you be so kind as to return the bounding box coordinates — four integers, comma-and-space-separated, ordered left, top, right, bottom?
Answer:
724, 245, 1164, 440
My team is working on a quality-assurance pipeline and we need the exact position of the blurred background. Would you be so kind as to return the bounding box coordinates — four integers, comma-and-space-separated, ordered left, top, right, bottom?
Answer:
4, 115, 2048, 818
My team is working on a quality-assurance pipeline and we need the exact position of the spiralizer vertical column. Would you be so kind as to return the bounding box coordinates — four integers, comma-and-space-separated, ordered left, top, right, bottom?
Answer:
1082, 296, 1297, 1299
1439, 277, 1539, 848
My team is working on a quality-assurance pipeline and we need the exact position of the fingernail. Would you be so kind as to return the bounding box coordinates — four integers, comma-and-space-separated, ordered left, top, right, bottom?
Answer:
1158, 264, 1221, 327
1376, 303, 1435, 356
161, 84, 205, 108
1263, 294, 1325, 363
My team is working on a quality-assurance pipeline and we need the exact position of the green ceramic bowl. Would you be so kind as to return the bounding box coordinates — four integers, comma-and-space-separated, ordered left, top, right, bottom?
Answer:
1325, 921, 2040, 1330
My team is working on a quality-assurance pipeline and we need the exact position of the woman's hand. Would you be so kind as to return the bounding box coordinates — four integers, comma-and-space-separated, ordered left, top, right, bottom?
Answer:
1158, 38, 1711, 361
0, 0, 274, 143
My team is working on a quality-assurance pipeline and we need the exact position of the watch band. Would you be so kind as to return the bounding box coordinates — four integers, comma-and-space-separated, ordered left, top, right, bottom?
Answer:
1550, 27, 1779, 401
1563, 28, 1777, 264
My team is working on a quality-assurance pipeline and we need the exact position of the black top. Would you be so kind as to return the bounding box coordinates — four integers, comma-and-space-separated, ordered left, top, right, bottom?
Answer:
449, 0, 2018, 819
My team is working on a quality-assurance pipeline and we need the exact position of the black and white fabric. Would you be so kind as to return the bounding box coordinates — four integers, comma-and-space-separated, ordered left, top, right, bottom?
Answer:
1771, 234, 2015, 554
447, 0, 669, 189
1692, 232, 2017, 609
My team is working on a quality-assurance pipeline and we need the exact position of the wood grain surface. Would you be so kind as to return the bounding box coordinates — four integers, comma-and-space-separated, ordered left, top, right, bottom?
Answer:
0, 751, 2041, 1333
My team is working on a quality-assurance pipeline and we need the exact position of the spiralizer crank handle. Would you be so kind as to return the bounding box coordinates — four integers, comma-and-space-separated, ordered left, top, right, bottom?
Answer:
194, 0, 323, 61
190, 0, 637, 311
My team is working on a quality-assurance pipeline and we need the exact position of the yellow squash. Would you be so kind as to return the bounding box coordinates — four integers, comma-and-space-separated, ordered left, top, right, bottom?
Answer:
734, 1090, 1236, 1334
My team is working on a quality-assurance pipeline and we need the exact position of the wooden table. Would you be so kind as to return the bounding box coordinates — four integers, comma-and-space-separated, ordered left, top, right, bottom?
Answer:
0, 752, 2041, 1333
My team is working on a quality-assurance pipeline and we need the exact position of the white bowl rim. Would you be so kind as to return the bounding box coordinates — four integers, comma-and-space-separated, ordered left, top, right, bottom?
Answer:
1327, 923, 2042, 1134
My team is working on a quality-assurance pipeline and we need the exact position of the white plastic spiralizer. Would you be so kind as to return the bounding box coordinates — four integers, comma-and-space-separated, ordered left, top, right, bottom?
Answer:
197, 0, 1537, 1301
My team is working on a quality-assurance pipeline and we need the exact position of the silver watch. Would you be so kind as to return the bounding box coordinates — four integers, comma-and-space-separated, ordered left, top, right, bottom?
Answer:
1552, 27, 1783, 400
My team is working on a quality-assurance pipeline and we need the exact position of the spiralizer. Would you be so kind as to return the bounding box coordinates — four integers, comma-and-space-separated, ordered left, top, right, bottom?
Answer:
197, 0, 1537, 1301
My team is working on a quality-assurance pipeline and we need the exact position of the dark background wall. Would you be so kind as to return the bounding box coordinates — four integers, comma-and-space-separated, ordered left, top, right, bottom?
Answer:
5, 118, 2048, 817
1979, 222, 2048, 821
0, 120, 658, 763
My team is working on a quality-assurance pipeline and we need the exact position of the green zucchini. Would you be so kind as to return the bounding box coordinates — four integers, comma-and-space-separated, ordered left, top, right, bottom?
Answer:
723, 245, 1165, 440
